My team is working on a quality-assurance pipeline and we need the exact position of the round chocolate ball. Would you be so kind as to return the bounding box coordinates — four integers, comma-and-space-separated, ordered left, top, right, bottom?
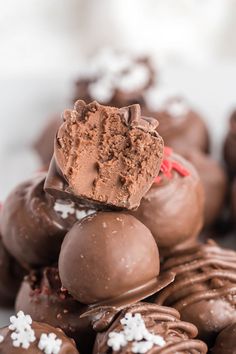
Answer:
212, 322, 236, 354
224, 110, 236, 178
232, 178, 236, 225
132, 148, 204, 256
182, 150, 227, 227
1, 173, 92, 268
15, 267, 95, 354
0, 315, 79, 354
154, 240, 236, 346
93, 302, 207, 354
59, 212, 165, 306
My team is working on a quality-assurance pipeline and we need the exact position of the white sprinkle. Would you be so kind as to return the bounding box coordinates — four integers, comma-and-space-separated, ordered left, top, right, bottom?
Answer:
0, 335, 4, 343
107, 332, 127, 351
54, 201, 76, 219
38, 333, 62, 354
132, 340, 153, 353
11, 328, 36, 349
117, 64, 150, 93
166, 100, 189, 118
9, 311, 33, 333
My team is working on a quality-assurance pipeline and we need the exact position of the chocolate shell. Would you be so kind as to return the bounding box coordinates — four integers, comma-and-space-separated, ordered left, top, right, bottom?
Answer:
211, 322, 236, 354
224, 110, 236, 178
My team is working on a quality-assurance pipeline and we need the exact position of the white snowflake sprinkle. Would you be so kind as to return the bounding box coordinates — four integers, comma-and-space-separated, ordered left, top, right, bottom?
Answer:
132, 340, 153, 353
38, 333, 62, 354
107, 332, 127, 351
0, 335, 4, 343
9, 311, 33, 332
11, 328, 36, 349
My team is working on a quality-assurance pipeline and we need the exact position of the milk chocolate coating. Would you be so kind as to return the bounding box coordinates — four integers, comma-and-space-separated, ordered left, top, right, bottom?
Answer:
154, 240, 236, 346
224, 110, 236, 177
45, 100, 164, 211
0, 173, 80, 268
0, 320, 79, 354
211, 322, 236, 354
59, 212, 174, 307
232, 178, 236, 224
93, 302, 207, 354
0, 236, 24, 307
15, 267, 94, 354
182, 150, 227, 227
132, 151, 204, 256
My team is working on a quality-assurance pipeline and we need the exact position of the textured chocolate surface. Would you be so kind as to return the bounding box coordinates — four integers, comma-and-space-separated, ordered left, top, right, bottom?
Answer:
0, 320, 79, 354
154, 240, 236, 346
45, 100, 164, 210
0, 173, 81, 268
182, 150, 227, 227
93, 302, 207, 354
224, 110, 236, 177
59, 212, 174, 306
211, 322, 236, 354
15, 267, 94, 354
132, 149, 204, 256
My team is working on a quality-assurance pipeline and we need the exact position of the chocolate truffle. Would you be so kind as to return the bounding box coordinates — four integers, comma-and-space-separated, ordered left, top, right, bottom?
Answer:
144, 96, 209, 153
93, 302, 207, 354
1, 173, 93, 268
132, 147, 204, 256
211, 322, 236, 354
182, 150, 227, 227
224, 110, 236, 177
73, 49, 154, 108
154, 240, 236, 346
232, 178, 236, 224
0, 312, 79, 353
0, 235, 24, 307
45, 101, 164, 210
15, 267, 95, 354
59, 212, 174, 307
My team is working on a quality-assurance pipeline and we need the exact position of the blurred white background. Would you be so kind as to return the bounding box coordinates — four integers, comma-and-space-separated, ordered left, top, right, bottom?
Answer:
0, 0, 236, 326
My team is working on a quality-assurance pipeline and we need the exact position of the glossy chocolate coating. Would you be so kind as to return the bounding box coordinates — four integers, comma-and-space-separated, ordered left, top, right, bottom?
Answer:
45, 100, 164, 211
132, 150, 204, 256
93, 302, 207, 354
232, 178, 236, 224
182, 150, 227, 227
154, 240, 236, 346
212, 322, 236, 354
59, 212, 174, 307
224, 110, 236, 177
0, 173, 80, 268
15, 267, 94, 354
0, 320, 79, 354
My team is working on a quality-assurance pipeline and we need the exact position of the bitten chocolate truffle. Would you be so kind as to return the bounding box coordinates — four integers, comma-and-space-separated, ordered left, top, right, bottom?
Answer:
154, 240, 236, 346
59, 212, 174, 307
93, 302, 207, 354
0, 312, 79, 353
182, 150, 227, 227
15, 267, 95, 354
132, 147, 204, 256
1, 173, 91, 268
45, 101, 164, 210
73, 49, 154, 108
0, 235, 24, 307
211, 322, 236, 354
224, 110, 236, 177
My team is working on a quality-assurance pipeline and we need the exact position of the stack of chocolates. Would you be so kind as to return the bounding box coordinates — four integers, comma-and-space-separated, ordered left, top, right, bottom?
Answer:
1, 50, 236, 354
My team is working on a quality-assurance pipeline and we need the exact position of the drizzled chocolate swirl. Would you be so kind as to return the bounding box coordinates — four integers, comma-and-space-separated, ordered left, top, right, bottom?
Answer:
93, 302, 207, 354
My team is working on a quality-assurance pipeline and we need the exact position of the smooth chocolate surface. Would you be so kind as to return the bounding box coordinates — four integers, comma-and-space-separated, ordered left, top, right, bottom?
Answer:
59, 212, 174, 306
45, 101, 164, 210
224, 110, 236, 178
154, 240, 236, 346
211, 322, 236, 354
132, 149, 204, 256
0, 173, 84, 268
93, 302, 207, 354
0, 320, 79, 354
15, 267, 94, 354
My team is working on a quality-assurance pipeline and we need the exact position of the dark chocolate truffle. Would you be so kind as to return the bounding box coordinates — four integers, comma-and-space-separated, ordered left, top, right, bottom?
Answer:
132, 147, 204, 256
45, 101, 164, 210
224, 110, 236, 178
93, 302, 207, 354
154, 240, 236, 346
211, 322, 236, 354
182, 150, 227, 227
0, 235, 24, 307
73, 49, 154, 108
0, 312, 79, 353
59, 212, 174, 307
1, 173, 92, 268
144, 97, 209, 153
15, 267, 95, 354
